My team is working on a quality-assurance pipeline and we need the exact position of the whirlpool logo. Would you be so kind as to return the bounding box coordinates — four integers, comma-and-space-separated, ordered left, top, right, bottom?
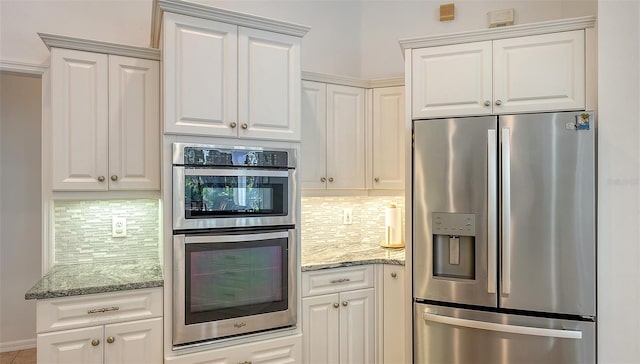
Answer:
234, 322, 247, 329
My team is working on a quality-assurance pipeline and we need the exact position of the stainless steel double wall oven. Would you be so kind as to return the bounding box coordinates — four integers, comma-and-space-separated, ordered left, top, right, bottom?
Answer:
172, 143, 298, 347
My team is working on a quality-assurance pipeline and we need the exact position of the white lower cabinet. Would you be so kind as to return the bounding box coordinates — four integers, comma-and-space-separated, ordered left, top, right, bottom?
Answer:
36, 288, 163, 364
164, 334, 302, 364
302, 266, 375, 364
380, 265, 406, 364
38, 318, 162, 364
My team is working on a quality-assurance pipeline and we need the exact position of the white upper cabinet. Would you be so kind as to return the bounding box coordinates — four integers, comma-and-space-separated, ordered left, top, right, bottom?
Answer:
412, 42, 492, 118
371, 86, 405, 190
108, 56, 160, 190
301, 81, 327, 189
163, 12, 303, 141
493, 30, 585, 114
49, 47, 159, 191
238, 27, 301, 141
326, 84, 366, 190
407, 24, 589, 118
163, 13, 238, 137
301, 82, 365, 190
51, 48, 109, 191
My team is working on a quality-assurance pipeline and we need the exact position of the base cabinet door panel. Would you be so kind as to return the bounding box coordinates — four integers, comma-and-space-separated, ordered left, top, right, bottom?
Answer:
339, 288, 375, 364
302, 294, 340, 364
38, 326, 103, 364
381, 266, 406, 364
104, 318, 162, 364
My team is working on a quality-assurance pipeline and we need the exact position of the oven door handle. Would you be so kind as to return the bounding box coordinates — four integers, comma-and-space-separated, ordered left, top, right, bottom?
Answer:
182, 230, 290, 244
183, 168, 290, 178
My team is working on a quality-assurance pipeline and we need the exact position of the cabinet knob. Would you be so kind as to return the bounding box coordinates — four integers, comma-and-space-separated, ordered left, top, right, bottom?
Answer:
374, 177, 380, 183
391, 272, 397, 278
328, 177, 334, 183
342, 301, 348, 307
333, 303, 339, 308
91, 339, 100, 347
320, 177, 327, 182
230, 122, 237, 128
484, 100, 491, 107
97, 176, 105, 182
110, 175, 118, 182
495, 100, 503, 106
241, 123, 248, 129
106, 336, 115, 344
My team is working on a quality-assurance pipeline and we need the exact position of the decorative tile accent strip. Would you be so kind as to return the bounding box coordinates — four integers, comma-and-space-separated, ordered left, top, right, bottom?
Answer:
53, 199, 160, 264
301, 196, 405, 248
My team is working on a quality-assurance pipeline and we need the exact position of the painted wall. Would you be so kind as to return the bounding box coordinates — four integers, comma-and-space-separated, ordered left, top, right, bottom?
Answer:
597, 1, 640, 362
1, 0, 596, 79
0, 73, 41, 351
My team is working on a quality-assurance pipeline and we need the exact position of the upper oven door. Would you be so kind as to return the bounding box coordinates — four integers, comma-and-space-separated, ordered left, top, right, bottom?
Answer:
173, 167, 296, 230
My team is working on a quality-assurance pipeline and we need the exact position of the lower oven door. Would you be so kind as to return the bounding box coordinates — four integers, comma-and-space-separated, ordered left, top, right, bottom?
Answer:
173, 229, 296, 346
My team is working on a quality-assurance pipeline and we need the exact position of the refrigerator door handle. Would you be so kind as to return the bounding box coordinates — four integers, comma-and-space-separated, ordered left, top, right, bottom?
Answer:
487, 129, 497, 294
422, 312, 583, 340
501, 128, 512, 295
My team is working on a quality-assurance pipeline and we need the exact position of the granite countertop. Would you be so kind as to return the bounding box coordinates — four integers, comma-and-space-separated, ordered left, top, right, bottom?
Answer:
301, 241, 405, 271
25, 259, 163, 300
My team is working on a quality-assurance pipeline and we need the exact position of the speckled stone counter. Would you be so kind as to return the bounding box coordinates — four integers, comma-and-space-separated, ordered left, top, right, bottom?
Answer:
25, 259, 163, 300
301, 242, 405, 271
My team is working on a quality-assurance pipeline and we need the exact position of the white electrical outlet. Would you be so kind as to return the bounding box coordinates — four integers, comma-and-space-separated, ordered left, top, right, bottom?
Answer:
343, 208, 353, 225
112, 217, 127, 237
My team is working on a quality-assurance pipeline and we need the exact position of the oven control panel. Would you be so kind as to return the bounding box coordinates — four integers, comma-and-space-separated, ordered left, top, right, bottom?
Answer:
178, 145, 291, 168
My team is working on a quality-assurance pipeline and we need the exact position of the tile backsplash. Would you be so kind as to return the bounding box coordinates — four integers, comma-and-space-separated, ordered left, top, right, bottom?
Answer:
53, 199, 160, 265
301, 195, 405, 248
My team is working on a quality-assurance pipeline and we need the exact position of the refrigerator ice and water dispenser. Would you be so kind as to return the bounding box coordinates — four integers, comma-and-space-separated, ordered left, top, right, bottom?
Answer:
432, 212, 476, 280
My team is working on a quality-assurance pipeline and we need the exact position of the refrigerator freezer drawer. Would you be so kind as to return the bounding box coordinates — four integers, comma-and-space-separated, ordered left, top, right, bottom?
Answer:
414, 303, 595, 364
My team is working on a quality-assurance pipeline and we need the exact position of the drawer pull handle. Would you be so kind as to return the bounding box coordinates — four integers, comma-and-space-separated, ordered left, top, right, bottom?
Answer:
238, 361, 252, 364
87, 306, 120, 314
330, 278, 351, 284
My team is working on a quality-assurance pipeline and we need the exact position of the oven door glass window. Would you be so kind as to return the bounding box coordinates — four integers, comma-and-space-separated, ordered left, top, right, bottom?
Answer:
184, 170, 288, 219
185, 236, 288, 324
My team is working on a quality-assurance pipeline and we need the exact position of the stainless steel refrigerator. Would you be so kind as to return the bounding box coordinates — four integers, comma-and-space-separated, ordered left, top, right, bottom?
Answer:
412, 111, 596, 364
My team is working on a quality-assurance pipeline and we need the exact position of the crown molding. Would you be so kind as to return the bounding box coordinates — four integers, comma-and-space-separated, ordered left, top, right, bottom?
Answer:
0, 60, 47, 76
302, 71, 404, 89
38, 33, 160, 60
399, 15, 596, 51
150, 0, 311, 48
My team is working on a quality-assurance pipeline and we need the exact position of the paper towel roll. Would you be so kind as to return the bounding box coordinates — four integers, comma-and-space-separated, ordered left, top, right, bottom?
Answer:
382, 204, 404, 247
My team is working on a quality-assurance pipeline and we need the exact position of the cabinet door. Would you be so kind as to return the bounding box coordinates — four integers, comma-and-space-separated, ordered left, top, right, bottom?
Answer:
382, 266, 406, 364
108, 56, 160, 190
493, 30, 585, 114
340, 288, 375, 364
163, 12, 238, 137
372, 87, 405, 190
238, 27, 301, 141
51, 48, 109, 191
412, 42, 492, 118
104, 318, 162, 364
37, 326, 103, 364
326, 84, 365, 189
302, 294, 340, 364
301, 81, 327, 189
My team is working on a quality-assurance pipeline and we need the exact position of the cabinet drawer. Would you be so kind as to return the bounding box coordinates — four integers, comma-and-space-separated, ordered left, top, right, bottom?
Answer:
37, 288, 162, 333
302, 265, 374, 297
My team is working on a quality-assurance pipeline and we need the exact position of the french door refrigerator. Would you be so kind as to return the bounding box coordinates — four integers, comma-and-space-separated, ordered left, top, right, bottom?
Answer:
412, 111, 596, 364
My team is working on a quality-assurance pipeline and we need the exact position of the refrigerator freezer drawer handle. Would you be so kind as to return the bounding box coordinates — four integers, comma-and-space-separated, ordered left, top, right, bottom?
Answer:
487, 129, 497, 294
422, 312, 583, 340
